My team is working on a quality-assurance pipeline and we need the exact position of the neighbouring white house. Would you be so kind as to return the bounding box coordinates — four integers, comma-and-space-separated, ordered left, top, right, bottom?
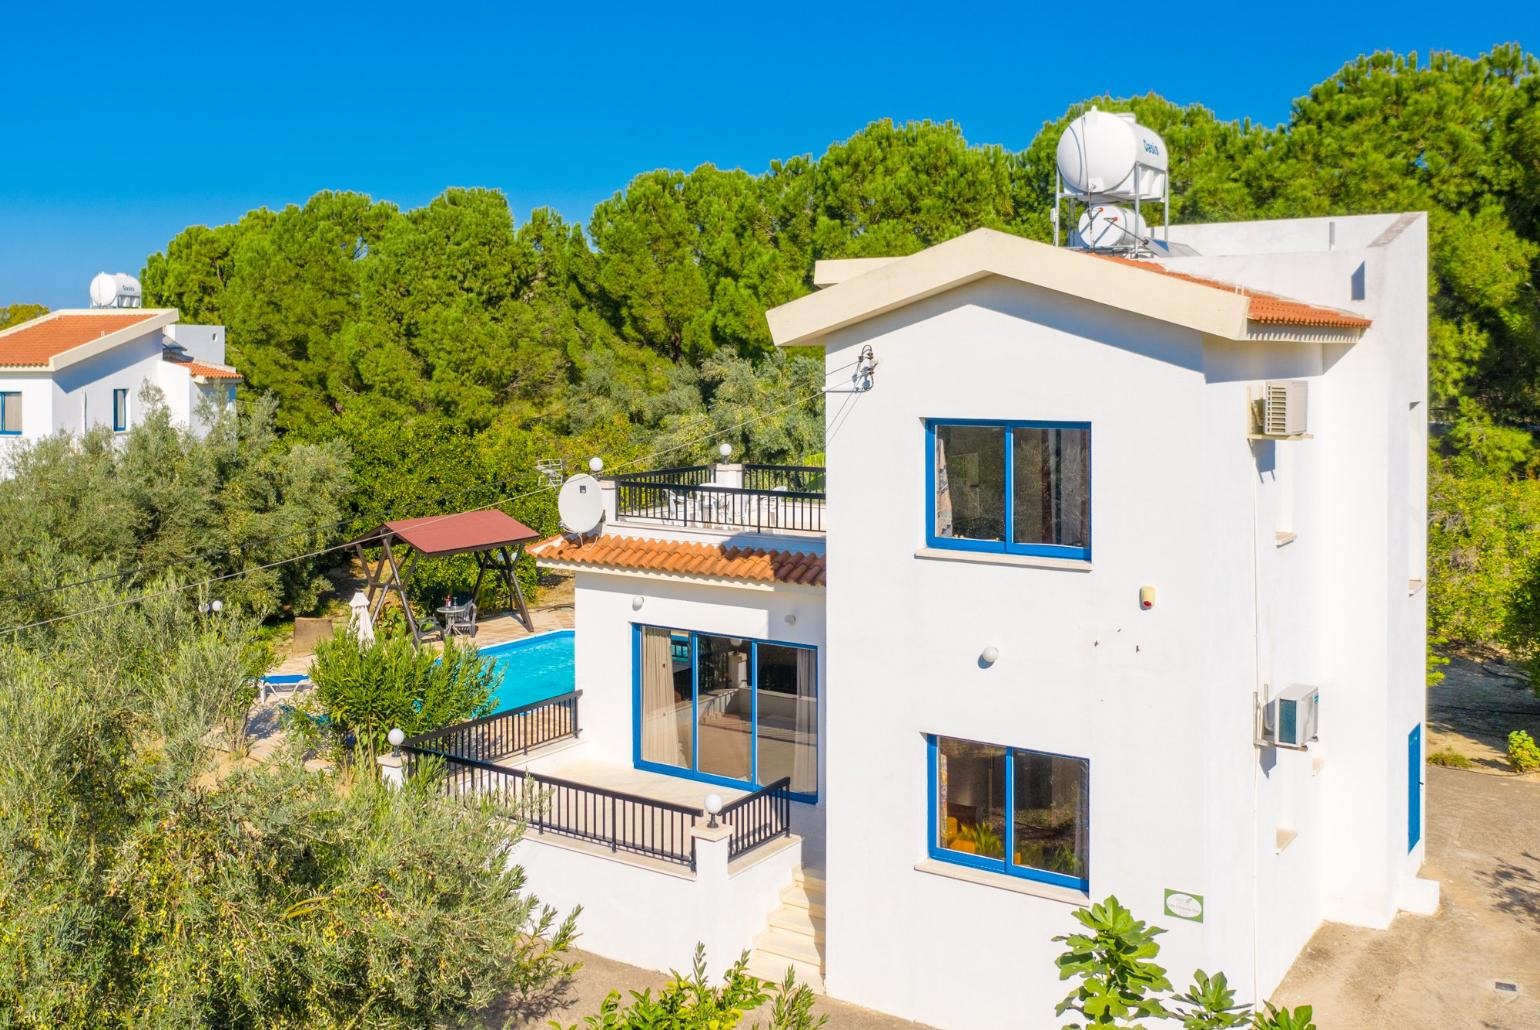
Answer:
0, 289, 240, 465
391, 116, 1429, 1029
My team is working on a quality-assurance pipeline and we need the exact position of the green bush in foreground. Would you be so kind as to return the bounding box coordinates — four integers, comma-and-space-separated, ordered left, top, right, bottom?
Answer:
0, 590, 575, 1028
1054, 896, 1315, 1029
562, 945, 825, 1030
1507, 730, 1540, 773
1427, 749, 1474, 769
308, 626, 496, 756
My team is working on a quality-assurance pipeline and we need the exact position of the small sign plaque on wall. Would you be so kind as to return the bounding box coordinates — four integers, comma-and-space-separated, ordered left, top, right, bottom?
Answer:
1163, 889, 1205, 923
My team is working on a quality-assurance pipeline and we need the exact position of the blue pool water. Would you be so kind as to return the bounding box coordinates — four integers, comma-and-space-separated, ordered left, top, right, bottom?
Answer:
484, 630, 575, 713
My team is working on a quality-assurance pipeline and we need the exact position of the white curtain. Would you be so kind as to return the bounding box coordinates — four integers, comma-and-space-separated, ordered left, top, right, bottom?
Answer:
792, 648, 818, 794
640, 627, 682, 765
934, 433, 953, 537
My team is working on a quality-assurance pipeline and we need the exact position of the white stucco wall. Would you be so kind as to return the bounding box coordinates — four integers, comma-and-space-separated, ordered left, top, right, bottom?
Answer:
811, 212, 1427, 1029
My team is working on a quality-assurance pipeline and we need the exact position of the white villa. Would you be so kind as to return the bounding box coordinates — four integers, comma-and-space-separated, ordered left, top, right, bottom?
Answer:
0, 306, 240, 459
395, 209, 1430, 1028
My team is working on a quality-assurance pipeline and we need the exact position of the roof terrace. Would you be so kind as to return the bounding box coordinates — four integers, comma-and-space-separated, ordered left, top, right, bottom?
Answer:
609, 463, 826, 536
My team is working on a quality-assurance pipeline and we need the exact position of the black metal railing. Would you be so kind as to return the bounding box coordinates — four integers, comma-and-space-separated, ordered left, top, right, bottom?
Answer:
405, 691, 581, 762
743, 464, 825, 493
402, 749, 702, 869
721, 777, 793, 861
611, 467, 826, 533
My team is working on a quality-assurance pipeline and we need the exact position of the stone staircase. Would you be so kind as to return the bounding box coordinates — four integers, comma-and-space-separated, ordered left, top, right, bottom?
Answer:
746, 867, 826, 994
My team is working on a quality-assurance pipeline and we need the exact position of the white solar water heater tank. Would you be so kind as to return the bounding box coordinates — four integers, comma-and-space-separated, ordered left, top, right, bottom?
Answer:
1056, 108, 1169, 201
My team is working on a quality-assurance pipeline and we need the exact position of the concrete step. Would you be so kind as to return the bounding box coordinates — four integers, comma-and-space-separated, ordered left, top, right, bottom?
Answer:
745, 951, 825, 994
754, 925, 824, 968
779, 881, 825, 914
792, 866, 826, 890
768, 904, 824, 937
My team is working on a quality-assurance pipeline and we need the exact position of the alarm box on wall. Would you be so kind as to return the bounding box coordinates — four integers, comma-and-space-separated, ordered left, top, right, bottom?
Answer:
1263, 684, 1320, 748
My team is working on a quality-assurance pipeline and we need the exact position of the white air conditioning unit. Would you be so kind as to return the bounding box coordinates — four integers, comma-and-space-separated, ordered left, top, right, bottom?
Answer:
1263, 684, 1320, 748
1262, 380, 1309, 437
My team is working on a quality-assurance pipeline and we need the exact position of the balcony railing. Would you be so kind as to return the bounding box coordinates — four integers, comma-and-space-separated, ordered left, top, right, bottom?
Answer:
612, 465, 825, 533
406, 690, 581, 762
399, 691, 792, 868
403, 750, 703, 868
721, 777, 793, 861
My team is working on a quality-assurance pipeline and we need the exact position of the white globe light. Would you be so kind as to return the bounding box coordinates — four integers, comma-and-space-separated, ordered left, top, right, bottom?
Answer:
704, 793, 723, 815
631, 595, 645, 611
388, 727, 406, 748
718, 442, 733, 459
210, 599, 223, 613
980, 645, 1000, 666
588, 456, 604, 473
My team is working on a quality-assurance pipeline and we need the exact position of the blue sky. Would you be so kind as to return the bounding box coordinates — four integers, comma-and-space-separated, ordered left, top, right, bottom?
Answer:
2, 1, 1533, 308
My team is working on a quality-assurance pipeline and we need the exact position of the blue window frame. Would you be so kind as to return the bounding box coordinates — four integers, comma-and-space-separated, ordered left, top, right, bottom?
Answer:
225, 384, 238, 405
927, 734, 1090, 891
112, 388, 129, 432
925, 419, 1091, 560
0, 392, 21, 435
633, 623, 818, 803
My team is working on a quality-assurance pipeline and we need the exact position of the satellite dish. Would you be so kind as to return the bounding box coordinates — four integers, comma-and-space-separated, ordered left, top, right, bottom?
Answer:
89, 272, 143, 308
558, 474, 605, 536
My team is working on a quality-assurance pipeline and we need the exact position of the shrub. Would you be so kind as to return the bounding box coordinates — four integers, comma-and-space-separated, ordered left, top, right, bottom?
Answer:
562, 944, 825, 1030
309, 627, 496, 755
1427, 749, 1474, 769
0, 588, 574, 1027
1507, 730, 1540, 773
1054, 896, 1316, 1029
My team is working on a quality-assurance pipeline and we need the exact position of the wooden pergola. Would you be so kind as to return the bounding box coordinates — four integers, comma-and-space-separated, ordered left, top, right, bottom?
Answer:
349, 509, 540, 646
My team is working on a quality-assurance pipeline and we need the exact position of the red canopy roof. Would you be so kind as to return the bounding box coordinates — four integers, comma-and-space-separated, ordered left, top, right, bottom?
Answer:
361, 509, 540, 557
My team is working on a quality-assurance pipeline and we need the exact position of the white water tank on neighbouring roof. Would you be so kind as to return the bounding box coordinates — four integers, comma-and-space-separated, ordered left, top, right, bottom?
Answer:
1056, 108, 1168, 202
1075, 204, 1149, 250
89, 272, 143, 308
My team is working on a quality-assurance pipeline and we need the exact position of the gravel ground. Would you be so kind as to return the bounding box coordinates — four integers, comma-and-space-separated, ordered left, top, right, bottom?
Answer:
1274, 766, 1540, 1028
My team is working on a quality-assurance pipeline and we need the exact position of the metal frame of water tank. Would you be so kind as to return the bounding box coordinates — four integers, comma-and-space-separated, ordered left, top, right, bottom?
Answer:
1052, 161, 1170, 257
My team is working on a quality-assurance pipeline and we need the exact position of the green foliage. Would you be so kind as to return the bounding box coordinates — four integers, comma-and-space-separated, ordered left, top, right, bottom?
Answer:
308, 629, 496, 755
1427, 749, 1473, 769
0, 586, 574, 1027
0, 302, 47, 329
561, 944, 825, 1030
0, 390, 351, 627
1054, 898, 1316, 1029
133, 47, 1540, 658
1054, 895, 1172, 1026
1507, 729, 1540, 773
1169, 971, 1250, 1029
1252, 1003, 1316, 1030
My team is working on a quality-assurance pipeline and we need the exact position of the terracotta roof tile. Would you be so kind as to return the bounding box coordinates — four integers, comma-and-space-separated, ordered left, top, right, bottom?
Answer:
1097, 255, 1373, 330
184, 361, 243, 381
530, 534, 826, 587
0, 311, 162, 366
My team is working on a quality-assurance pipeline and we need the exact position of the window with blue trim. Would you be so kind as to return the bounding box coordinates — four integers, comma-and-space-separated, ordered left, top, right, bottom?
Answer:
929, 735, 1090, 891
0, 392, 20, 435
635, 624, 818, 802
927, 420, 1090, 560
112, 388, 129, 432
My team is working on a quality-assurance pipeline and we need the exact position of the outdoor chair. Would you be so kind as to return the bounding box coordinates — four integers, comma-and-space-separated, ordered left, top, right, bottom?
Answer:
444, 600, 478, 638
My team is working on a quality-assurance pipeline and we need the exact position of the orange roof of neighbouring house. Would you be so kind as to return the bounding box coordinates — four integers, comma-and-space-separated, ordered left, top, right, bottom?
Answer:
1096, 255, 1373, 330
184, 361, 243, 381
531, 534, 826, 587
0, 311, 163, 366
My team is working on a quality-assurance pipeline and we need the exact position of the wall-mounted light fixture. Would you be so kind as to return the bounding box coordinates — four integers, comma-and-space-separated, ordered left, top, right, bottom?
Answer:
784, 612, 797, 626
980, 645, 1000, 667
631, 595, 645, 611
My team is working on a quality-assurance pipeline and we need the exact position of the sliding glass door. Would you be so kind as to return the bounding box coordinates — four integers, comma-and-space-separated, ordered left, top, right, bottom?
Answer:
634, 625, 818, 801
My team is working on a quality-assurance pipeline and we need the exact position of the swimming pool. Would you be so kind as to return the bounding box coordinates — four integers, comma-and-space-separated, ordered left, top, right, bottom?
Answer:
482, 630, 575, 713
